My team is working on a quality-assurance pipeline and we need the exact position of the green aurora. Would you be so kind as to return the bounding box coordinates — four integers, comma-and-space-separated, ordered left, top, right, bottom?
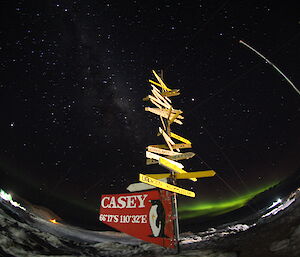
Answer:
178, 181, 279, 219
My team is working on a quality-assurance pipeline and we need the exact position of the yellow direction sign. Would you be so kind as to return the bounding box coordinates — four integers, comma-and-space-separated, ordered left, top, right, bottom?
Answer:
152, 70, 172, 91
139, 174, 195, 198
145, 170, 215, 180
149, 79, 171, 92
159, 157, 197, 182
170, 132, 191, 144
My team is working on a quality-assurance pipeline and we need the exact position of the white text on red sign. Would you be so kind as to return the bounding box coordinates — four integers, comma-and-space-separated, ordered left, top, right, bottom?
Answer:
101, 194, 148, 209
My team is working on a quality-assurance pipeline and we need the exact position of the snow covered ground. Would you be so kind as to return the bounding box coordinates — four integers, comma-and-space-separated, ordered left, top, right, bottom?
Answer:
0, 188, 300, 257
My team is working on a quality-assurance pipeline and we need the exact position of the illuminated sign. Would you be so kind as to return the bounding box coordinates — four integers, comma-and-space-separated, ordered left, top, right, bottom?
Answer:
139, 174, 195, 198
100, 190, 175, 248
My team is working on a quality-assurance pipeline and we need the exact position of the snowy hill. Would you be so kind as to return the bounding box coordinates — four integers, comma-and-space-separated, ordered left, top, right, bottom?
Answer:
0, 187, 300, 257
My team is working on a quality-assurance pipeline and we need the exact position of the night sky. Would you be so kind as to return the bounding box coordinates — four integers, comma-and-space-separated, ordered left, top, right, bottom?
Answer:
0, 1, 299, 230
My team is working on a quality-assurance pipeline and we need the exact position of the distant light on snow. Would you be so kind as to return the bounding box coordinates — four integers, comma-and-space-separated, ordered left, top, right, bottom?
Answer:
0, 189, 12, 201
0, 189, 26, 210
49, 219, 59, 224
262, 195, 296, 218
267, 198, 282, 209
227, 224, 251, 232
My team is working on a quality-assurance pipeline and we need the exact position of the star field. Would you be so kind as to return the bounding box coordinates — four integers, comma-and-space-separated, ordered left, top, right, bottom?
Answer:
0, 1, 299, 229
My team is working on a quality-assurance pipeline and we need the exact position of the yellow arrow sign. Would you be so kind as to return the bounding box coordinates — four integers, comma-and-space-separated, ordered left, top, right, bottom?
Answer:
139, 174, 195, 198
176, 170, 215, 179
159, 157, 197, 182
170, 132, 191, 144
152, 70, 172, 91
149, 79, 171, 92
145, 170, 216, 180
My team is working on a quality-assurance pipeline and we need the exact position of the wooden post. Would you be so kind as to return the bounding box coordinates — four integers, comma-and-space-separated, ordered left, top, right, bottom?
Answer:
160, 69, 179, 252
159, 69, 164, 81
168, 172, 180, 253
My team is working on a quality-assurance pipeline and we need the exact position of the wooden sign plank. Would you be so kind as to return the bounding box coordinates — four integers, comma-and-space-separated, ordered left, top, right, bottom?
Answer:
150, 84, 173, 104
152, 70, 172, 91
170, 113, 184, 120
150, 84, 161, 94
144, 92, 174, 108
149, 144, 192, 150
149, 79, 171, 92
146, 151, 162, 160
150, 144, 186, 150
159, 127, 175, 151
163, 135, 174, 152
159, 157, 197, 182
152, 89, 172, 107
146, 159, 159, 165
145, 170, 215, 180
149, 97, 163, 109
145, 107, 183, 117
169, 110, 182, 124
147, 146, 178, 156
149, 95, 166, 108
170, 132, 191, 144
149, 95, 171, 109
161, 90, 180, 98
146, 152, 195, 165
139, 174, 195, 198
148, 144, 170, 149
159, 115, 167, 131
170, 152, 195, 160
145, 107, 168, 116
160, 157, 184, 169
176, 170, 216, 179
171, 143, 192, 149
163, 94, 172, 103
146, 151, 184, 168
145, 108, 183, 125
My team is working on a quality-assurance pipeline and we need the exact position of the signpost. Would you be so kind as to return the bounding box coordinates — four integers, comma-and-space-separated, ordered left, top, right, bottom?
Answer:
99, 70, 216, 253
143, 170, 216, 180
159, 157, 197, 182
139, 174, 195, 198
100, 190, 176, 248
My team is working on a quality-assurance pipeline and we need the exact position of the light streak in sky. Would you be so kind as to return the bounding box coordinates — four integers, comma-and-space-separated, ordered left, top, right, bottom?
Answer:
239, 40, 300, 96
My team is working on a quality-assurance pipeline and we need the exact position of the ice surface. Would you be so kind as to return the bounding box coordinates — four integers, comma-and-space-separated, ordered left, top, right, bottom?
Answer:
0, 188, 300, 256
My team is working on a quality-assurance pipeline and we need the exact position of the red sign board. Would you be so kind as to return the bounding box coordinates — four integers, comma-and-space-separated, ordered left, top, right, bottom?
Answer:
99, 189, 175, 248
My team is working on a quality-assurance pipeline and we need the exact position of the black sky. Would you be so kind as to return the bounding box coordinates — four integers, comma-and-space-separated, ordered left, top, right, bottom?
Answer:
0, 1, 299, 229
